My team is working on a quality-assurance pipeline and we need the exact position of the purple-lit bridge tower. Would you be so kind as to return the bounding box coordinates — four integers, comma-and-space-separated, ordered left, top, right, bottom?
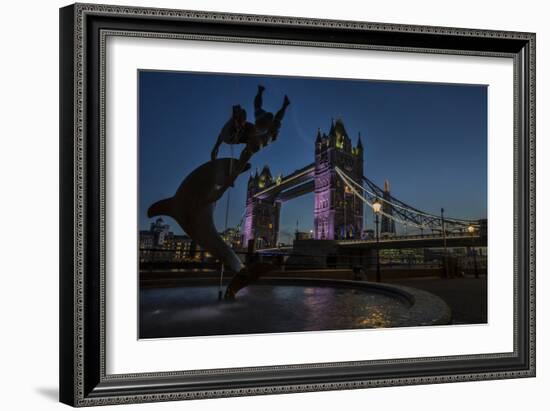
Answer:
242, 118, 364, 249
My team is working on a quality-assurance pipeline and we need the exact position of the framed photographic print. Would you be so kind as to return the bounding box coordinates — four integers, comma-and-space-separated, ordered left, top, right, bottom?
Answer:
59, 3, 535, 407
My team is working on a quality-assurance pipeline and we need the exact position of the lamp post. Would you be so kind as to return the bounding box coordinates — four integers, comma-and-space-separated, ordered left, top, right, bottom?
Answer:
467, 224, 479, 278
372, 198, 382, 282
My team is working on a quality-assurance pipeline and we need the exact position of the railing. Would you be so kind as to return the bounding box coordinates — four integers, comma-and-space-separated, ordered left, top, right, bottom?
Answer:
337, 232, 482, 245
139, 246, 487, 276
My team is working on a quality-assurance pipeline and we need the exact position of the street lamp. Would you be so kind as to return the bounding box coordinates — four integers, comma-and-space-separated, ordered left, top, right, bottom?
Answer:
372, 198, 382, 282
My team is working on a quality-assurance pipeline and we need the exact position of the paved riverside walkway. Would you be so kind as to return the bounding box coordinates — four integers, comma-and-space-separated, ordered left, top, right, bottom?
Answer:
385, 276, 487, 324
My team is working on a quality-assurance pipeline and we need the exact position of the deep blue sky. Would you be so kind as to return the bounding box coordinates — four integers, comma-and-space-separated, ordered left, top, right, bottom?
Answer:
139, 70, 487, 243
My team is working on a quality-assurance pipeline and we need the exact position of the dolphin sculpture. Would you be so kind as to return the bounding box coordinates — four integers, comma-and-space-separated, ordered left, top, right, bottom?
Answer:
148, 158, 249, 275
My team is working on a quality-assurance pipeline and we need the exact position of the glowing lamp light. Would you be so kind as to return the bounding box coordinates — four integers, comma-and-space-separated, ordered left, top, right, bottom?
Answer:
372, 199, 382, 214
467, 225, 475, 234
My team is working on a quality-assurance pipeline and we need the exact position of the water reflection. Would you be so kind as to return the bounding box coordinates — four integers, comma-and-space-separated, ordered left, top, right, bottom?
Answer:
140, 284, 410, 339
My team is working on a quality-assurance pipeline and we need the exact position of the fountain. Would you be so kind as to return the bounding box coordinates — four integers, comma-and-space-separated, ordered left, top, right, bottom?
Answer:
139, 277, 451, 338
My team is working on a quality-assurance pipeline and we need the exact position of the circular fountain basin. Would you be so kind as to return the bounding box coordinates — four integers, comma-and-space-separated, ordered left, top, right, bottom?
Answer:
139, 278, 451, 339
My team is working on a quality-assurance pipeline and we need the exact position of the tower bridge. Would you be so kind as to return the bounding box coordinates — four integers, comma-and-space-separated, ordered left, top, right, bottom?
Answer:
242, 119, 365, 248
240, 118, 483, 250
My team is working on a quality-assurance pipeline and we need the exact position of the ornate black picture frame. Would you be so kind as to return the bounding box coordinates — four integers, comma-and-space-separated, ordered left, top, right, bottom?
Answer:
59, 3, 535, 407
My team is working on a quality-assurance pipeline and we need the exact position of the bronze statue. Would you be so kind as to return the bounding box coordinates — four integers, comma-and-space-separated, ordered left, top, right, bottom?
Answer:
211, 85, 290, 189
148, 158, 250, 274
148, 85, 289, 299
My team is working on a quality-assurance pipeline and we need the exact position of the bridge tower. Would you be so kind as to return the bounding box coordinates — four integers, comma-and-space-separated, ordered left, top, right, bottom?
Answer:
241, 166, 281, 249
314, 119, 364, 240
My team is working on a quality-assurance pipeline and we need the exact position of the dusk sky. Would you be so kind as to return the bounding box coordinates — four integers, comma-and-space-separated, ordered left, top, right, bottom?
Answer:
139, 70, 487, 243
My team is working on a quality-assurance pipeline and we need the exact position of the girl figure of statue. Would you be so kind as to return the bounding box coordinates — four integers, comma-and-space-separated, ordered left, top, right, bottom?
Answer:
211, 85, 290, 188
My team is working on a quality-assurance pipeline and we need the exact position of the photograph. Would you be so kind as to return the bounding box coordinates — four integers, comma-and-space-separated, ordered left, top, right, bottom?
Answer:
138, 71, 488, 339
55, 1, 536, 407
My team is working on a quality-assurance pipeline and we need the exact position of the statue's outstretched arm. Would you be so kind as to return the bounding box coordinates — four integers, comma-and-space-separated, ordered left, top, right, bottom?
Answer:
254, 85, 265, 119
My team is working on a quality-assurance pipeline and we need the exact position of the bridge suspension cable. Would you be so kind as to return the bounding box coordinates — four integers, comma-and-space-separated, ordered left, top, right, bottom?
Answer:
335, 168, 429, 230
334, 167, 480, 233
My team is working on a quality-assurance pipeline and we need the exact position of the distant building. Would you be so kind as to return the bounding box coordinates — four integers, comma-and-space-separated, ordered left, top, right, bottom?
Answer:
139, 219, 207, 263
295, 231, 313, 241
139, 230, 154, 249
163, 234, 193, 262
380, 180, 396, 237
149, 217, 170, 246
380, 248, 424, 264
222, 227, 244, 249
139, 218, 171, 262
